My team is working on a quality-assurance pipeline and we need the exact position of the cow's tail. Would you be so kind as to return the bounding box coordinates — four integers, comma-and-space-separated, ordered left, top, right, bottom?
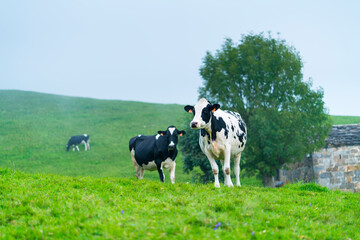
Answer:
129, 137, 137, 152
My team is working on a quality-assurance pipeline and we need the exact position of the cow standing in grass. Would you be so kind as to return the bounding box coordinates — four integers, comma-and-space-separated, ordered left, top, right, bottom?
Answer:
129, 126, 185, 183
66, 134, 90, 151
184, 98, 247, 187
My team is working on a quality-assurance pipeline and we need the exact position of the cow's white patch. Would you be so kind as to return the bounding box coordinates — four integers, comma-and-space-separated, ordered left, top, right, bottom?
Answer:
192, 98, 211, 128
84, 134, 88, 137
169, 127, 176, 135
155, 134, 160, 140
162, 157, 174, 170
138, 134, 142, 137
169, 141, 175, 147
142, 161, 157, 170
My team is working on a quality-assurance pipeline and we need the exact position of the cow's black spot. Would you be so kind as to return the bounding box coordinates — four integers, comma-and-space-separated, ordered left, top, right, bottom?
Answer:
211, 116, 228, 141
201, 104, 212, 124
231, 125, 234, 131
201, 129, 207, 137
237, 132, 245, 142
239, 122, 246, 133
241, 142, 244, 147
201, 129, 210, 139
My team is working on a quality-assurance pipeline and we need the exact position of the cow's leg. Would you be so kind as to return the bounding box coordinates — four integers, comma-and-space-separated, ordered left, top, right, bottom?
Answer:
169, 162, 176, 184
205, 153, 220, 188
223, 146, 233, 187
139, 167, 145, 179
87, 140, 90, 150
220, 159, 228, 186
156, 162, 165, 182
235, 153, 241, 186
72, 147, 75, 151
76, 145, 80, 151
130, 149, 140, 179
83, 141, 87, 151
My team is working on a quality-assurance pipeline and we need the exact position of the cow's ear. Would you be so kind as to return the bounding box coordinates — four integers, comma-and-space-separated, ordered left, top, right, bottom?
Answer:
210, 103, 220, 112
184, 105, 194, 113
158, 131, 166, 136
178, 130, 186, 136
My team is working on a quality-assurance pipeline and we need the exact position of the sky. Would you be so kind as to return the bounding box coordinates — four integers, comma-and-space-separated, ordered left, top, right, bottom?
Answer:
1, 0, 359, 116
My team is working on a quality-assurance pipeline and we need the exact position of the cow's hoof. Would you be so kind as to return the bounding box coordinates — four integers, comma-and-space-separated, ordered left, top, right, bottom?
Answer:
236, 183, 241, 187
214, 183, 220, 188
226, 183, 234, 187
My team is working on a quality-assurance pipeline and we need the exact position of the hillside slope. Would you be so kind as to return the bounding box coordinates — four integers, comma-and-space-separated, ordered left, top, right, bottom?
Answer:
0, 168, 359, 239
1, 90, 359, 184
0, 90, 187, 181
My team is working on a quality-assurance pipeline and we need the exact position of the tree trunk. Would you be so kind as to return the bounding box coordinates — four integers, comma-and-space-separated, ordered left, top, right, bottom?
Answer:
262, 174, 276, 187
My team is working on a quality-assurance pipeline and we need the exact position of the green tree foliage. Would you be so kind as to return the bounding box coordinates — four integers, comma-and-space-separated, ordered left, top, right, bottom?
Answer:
182, 33, 331, 186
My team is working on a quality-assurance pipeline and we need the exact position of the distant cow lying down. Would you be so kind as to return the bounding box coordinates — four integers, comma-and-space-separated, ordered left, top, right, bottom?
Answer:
129, 126, 185, 183
66, 134, 90, 151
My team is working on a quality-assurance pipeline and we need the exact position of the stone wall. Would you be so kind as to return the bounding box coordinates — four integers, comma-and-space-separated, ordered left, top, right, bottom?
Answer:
279, 124, 360, 192
313, 146, 360, 192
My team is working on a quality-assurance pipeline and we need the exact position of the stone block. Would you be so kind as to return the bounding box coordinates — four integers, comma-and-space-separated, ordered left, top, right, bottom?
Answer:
313, 158, 323, 165
326, 166, 338, 172
313, 166, 326, 174
354, 170, 360, 176
352, 176, 360, 182
345, 158, 358, 165
344, 171, 354, 177
332, 171, 344, 178
340, 182, 355, 190
330, 178, 341, 184
345, 177, 352, 183
347, 165, 360, 171
312, 153, 322, 159
351, 148, 359, 154
320, 172, 332, 179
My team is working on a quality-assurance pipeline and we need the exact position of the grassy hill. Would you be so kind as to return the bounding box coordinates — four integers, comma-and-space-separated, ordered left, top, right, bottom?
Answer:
1, 90, 360, 239
1, 168, 359, 239
0, 90, 189, 182
1, 90, 359, 184
330, 115, 360, 125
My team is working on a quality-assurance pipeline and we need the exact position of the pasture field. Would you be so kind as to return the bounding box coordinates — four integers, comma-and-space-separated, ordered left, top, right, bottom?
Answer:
1, 168, 359, 239
0, 90, 359, 184
0, 90, 190, 182
1, 90, 360, 239
330, 115, 360, 125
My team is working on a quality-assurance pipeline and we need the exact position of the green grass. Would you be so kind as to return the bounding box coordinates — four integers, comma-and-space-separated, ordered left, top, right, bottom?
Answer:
330, 115, 360, 125
0, 90, 263, 185
1, 90, 360, 184
1, 90, 360, 239
0, 90, 190, 182
0, 168, 359, 239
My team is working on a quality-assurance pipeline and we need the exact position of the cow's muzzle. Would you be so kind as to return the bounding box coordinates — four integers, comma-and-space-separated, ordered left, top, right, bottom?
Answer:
190, 121, 198, 129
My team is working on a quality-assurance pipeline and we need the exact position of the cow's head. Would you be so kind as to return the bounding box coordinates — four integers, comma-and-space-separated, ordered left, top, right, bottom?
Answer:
184, 98, 220, 129
158, 126, 186, 151
66, 144, 70, 151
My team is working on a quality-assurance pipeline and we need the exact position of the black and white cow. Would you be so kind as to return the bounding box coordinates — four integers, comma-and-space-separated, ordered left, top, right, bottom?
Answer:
129, 126, 185, 183
66, 134, 90, 151
184, 98, 247, 188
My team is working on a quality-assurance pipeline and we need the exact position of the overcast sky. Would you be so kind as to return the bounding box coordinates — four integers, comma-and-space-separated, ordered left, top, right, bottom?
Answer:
1, 1, 359, 115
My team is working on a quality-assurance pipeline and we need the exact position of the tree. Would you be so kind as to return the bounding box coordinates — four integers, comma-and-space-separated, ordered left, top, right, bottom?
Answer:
182, 32, 331, 186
